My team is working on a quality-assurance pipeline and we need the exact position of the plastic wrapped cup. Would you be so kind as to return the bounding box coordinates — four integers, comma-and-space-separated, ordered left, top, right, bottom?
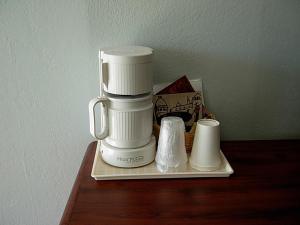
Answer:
190, 119, 221, 171
155, 117, 188, 172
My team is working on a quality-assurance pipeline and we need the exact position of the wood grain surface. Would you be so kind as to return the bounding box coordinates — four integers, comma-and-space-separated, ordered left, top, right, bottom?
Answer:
60, 140, 300, 225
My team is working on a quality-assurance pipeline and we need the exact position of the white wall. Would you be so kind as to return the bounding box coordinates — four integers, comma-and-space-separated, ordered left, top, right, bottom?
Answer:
1, 0, 299, 224
0, 1, 96, 224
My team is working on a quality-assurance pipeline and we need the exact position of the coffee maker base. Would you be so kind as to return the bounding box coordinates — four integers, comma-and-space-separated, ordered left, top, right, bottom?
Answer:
100, 136, 156, 168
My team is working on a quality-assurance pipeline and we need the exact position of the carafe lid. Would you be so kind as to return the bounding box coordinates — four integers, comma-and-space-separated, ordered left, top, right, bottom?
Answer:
100, 46, 153, 63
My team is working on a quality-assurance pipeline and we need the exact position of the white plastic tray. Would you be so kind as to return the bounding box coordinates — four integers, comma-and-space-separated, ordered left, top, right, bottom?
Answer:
91, 142, 234, 180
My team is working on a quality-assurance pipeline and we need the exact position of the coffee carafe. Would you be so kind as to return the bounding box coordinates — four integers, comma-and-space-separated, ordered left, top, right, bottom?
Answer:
89, 46, 156, 168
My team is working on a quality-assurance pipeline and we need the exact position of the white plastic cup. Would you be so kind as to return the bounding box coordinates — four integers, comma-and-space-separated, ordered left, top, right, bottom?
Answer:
190, 119, 221, 171
155, 117, 188, 172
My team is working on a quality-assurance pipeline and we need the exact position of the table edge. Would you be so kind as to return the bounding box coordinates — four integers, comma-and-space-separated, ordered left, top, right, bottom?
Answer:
59, 142, 97, 225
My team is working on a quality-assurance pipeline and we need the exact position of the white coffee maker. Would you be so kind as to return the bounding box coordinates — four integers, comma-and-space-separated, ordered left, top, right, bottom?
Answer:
89, 46, 156, 168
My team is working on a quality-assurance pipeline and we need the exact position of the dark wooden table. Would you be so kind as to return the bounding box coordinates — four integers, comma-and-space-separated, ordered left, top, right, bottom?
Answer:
60, 140, 300, 225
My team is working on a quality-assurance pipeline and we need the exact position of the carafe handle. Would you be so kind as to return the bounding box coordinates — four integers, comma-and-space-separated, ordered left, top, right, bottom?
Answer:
89, 96, 109, 140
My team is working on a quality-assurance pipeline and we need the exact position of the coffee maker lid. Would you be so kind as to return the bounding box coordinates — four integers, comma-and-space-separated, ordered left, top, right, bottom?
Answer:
100, 46, 153, 63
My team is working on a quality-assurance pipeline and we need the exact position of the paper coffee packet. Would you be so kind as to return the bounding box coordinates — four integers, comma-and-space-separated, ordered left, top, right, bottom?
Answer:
153, 92, 202, 132
153, 76, 204, 132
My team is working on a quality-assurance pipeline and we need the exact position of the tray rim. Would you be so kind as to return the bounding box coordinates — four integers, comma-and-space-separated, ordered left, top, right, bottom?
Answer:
91, 142, 234, 180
